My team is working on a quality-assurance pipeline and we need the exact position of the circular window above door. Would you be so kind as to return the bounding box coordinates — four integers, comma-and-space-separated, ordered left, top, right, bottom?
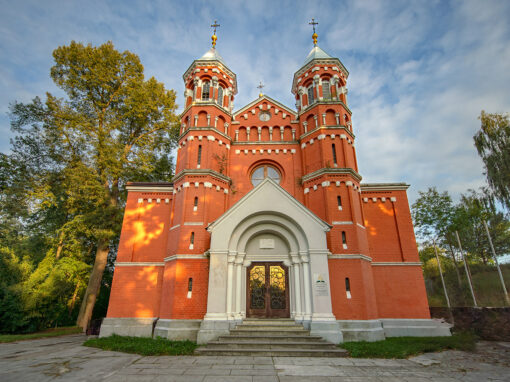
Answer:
251, 165, 281, 186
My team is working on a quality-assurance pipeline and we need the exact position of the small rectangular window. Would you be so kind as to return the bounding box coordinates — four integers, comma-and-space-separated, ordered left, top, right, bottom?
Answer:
323, 81, 331, 100
217, 86, 224, 106
193, 197, 198, 211
187, 277, 193, 299
342, 231, 347, 249
197, 145, 202, 168
332, 143, 337, 165
202, 82, 210, 100
337, 196, 342, 210
307, 85, 314, 104
189, 232, 195, 249
345, 277, 351, 299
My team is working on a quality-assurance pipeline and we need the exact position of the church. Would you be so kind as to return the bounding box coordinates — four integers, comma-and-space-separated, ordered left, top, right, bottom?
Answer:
100, 24, 449, 345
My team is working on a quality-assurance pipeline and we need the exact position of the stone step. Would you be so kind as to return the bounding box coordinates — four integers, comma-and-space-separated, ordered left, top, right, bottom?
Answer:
231, 325, 305, 332
241, 319, 297, 326
229, 329, 311, 336
205, 341, 337, 350
217, 335, 325, 343
195, 347, 348, 357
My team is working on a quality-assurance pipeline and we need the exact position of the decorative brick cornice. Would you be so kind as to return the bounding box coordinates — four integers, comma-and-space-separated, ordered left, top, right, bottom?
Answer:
172, 169, 231, 185
302, 168, 362, 183
361, 183, 410, 191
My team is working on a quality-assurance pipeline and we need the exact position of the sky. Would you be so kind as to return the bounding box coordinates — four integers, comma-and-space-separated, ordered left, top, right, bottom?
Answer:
1, 0, 510, 205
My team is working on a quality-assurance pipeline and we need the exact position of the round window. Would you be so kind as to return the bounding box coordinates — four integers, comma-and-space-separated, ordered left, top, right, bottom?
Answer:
251, 165, 281, 186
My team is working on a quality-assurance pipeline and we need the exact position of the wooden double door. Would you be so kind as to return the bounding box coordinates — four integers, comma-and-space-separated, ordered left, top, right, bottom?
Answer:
246, 262, 290, 318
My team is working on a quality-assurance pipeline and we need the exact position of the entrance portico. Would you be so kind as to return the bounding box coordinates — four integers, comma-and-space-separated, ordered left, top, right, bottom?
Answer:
196, 178, 342, 344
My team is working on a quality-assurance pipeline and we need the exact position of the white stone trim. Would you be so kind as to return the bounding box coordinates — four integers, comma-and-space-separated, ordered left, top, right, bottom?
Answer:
164, 254, 209, 262
126, 185, 173, 193
183, 222, 204, 226
115, 262, 165, 267
328, 254, 373, 262
371, 262, 422, 266
169, 224, 180, 231
332, 221, 353, 225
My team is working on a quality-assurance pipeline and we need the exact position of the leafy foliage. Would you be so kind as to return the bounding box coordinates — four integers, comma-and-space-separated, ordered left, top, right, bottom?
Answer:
474, 111, 510, 210
0, 41, 178, 333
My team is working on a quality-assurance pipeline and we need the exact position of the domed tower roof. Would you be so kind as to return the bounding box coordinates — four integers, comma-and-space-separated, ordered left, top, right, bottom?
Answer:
303, 45, 333, 65
199, 47, 227, 66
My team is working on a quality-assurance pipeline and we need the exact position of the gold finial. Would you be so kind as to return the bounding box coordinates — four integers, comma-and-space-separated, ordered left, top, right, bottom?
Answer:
211, 20, 220, 47
309, 18, 319, 46
257, 81, 265, 97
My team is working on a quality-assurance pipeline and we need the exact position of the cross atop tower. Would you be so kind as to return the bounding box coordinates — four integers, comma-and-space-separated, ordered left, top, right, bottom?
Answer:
257, 81, 265, 97
211, 20, 220, 47
309, 18, 319, 46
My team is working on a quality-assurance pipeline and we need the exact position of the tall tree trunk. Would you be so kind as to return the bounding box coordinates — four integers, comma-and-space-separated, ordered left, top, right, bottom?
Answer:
55, 231, 65, 259
447, 243, 463, 287
76, 240, 109, 331
69, 280, 81, 317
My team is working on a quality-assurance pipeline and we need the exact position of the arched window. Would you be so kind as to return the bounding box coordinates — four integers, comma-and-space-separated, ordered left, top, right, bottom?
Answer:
322, 80, 331, 100
202, 81, 210, 100
217, 86, 224, 106
307, 85, 314, 105
251, 165, 281, 186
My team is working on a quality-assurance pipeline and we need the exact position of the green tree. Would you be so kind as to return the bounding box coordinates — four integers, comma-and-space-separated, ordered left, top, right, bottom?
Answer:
412, 187, 462, 285
452, 189, 510, 264
8, 41, 179, 330
474, 111, 510, 210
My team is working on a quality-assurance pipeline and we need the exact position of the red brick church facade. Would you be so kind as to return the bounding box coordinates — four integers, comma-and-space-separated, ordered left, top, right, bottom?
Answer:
100, 33, 449, 343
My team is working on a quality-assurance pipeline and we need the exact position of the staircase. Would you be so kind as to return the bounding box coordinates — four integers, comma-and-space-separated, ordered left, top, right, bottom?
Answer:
195, 318, 347, 357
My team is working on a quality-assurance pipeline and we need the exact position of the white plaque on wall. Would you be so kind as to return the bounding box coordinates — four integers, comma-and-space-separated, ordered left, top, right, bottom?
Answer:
259, 239, 275, 249
313, 273, 329, 296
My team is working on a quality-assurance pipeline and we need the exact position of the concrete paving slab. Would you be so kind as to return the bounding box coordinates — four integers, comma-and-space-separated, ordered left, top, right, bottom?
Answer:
0, 334, 509, 381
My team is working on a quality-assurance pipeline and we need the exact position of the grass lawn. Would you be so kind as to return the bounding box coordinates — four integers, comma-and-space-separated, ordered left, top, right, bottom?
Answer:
340, 332, 477, 358
83, 334, 197, 356
0, 327, 83, 343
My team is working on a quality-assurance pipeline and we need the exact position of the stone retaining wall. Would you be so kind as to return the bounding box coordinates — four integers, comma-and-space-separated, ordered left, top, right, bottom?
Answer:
430, 307, 510, 341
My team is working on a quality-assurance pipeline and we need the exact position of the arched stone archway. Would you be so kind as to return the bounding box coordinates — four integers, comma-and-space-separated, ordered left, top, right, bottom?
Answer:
197, 178, 342, 344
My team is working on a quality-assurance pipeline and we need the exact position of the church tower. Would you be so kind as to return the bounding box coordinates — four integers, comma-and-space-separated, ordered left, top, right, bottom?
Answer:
160, 25, 237, 320
292, 24, 377, 320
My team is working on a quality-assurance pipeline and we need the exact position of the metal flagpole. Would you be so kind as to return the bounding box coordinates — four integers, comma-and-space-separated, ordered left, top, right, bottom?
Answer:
483, 220, 510, 305
455, 231, 477, 307
433, 238, 451, 308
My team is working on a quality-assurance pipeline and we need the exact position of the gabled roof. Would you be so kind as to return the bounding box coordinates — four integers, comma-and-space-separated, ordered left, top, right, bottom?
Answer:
233, 95, 297, 118
207, 177, 331, 232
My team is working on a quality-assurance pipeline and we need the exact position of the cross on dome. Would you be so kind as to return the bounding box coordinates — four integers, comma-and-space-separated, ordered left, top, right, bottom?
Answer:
211, 20, 220, 47
257, 81, 265, 97
309, 18, 319, 46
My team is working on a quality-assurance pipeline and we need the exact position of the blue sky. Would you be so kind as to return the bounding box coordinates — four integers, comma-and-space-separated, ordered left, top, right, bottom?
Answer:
1, 0, 510, 205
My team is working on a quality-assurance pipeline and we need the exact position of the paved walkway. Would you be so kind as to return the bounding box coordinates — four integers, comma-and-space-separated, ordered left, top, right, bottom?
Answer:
0, 334, 509, 381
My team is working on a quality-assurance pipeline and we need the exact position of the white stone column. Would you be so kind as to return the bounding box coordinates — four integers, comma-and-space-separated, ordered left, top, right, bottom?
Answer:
280, 126, 284, 140
234, 255, 245, 320
214, 116, 218, 129
303, 121, 308, 133
335, 113, 340, 126
313, 115, 318, 129
291, 254, 302, 320
257, 127, 261, 141
269, 126, 273, 141
300, 252, 312, 320
226, 253, 236, 318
